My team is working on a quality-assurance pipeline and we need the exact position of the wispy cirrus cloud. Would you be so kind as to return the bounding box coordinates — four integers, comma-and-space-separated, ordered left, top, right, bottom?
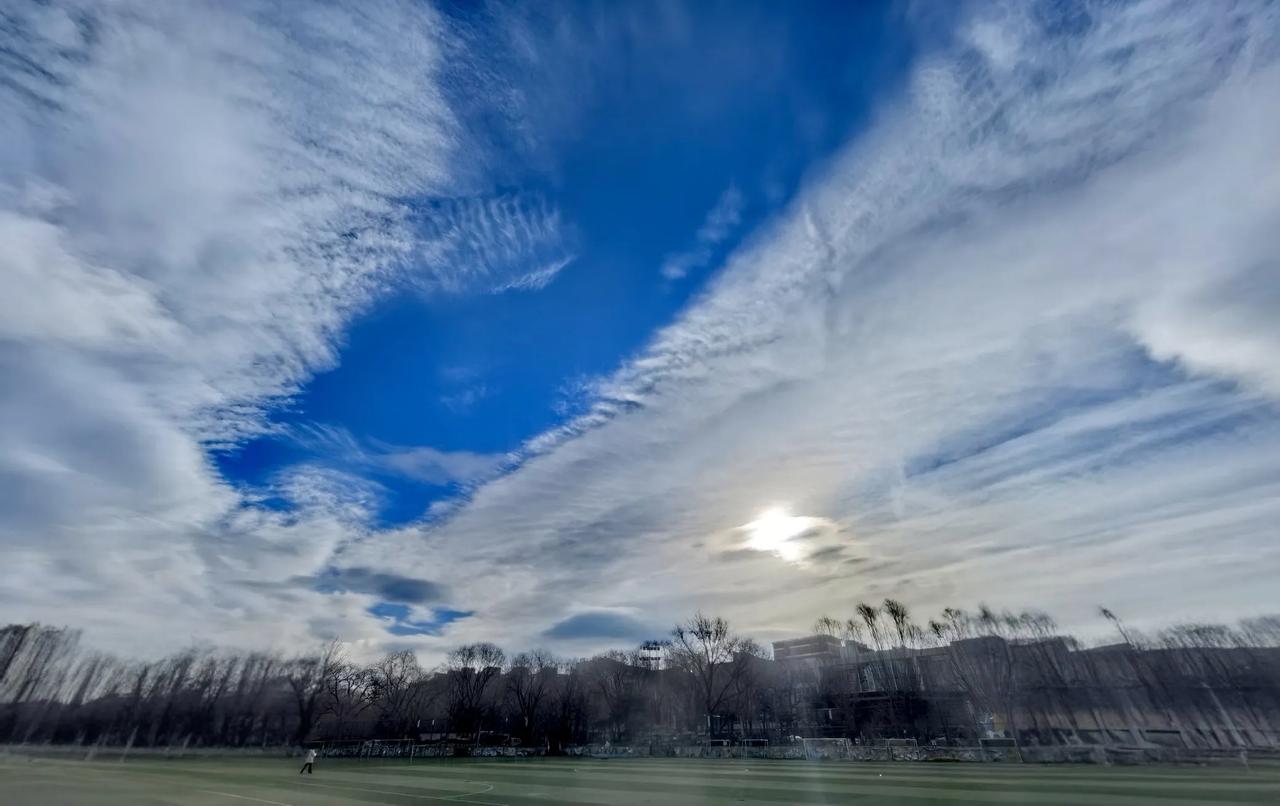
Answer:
440, 385, 491, 414
336, 0, 1280, 655
290, 424, 509, 487
660, 185, 745, 280
415, 192, 575, 294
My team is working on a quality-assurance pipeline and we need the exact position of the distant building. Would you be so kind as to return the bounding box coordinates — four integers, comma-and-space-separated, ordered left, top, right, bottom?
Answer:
773, 634, 842, 665
638, 640, 665, 670
769, 632, 1280, 749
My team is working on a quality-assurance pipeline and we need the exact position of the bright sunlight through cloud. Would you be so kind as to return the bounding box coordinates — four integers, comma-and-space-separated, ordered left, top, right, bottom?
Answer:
742, 508, 819, 563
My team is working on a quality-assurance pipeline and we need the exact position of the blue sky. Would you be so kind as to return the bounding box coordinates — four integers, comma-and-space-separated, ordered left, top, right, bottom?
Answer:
3, 0, 1279, 658
219, 0, 914, 529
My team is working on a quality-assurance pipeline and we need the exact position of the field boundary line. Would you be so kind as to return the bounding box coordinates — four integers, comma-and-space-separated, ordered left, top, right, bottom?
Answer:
197, 789, 296, 806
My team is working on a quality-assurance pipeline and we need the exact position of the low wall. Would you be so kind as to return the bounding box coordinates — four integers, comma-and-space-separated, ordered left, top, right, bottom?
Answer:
465, 746, 543, 758
565, 744, 1001, 761
0, 743, 297, 760
397, 743, 1269, 765
667, 745, 805, 760
563, 744, 1267, 765
1020, 745, 1270, 766
320, 744, 544, 759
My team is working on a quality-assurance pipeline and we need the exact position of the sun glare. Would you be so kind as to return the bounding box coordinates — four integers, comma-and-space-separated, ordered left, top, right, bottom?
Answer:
743, 507, 814, 563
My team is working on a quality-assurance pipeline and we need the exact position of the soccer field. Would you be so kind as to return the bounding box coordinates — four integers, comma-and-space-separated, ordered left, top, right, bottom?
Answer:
2, 754, 1278, 806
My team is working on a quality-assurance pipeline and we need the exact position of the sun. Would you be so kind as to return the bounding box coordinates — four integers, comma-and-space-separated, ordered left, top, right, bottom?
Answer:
743, 507, 814, 562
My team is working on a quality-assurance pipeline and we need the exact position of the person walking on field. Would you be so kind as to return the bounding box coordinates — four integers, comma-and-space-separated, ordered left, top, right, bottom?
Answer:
299, 748, 317, 775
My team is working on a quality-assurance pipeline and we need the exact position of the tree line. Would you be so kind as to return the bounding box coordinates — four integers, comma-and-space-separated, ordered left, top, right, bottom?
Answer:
3, 603, 1278, 751
807, 601, 1280, 747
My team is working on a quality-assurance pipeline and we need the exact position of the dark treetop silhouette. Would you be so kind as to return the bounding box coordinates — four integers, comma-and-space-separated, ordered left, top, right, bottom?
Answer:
3, 604, 1279, 754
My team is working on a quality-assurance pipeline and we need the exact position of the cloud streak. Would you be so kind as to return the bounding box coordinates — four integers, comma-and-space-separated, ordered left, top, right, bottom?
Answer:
661, 185, 745, 280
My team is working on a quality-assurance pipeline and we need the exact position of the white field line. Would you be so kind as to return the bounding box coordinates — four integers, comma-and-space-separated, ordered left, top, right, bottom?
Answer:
297, 779, 507, 806
20, 757, 499, 804
197, 789, 296, 806
446, 782, 495, 800
9, 763, 299, 806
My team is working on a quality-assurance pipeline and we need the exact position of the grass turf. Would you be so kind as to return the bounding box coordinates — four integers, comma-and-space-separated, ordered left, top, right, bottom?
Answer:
2, 753, 1278, 805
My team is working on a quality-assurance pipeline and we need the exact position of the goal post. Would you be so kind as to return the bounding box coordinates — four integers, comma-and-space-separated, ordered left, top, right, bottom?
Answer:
800, 737, 853, 760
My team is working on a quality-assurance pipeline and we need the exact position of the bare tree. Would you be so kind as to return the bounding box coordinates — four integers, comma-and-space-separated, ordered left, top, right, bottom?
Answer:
506, 649, 555, 744
445, 642, 506, 740
728, 641, 770, 736
935, 606, 1020, 744
854, 601, 899, 692
667, 613, 757, 735
322, 660, 373, 737
586, 650, 648, 742
368, 650, 424, 738
813, 616, 842, 637
285, 640, 341, 743
1100, 606, 1140, 647
546, 660, 588, 751
834, 617, 863, 647
883, 599, 912, 648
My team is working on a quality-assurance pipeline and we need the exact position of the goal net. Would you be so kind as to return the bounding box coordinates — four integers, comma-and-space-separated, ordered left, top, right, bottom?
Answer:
800, 737, 853, 760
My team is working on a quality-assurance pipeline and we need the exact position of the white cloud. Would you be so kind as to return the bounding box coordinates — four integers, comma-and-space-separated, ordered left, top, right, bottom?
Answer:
5, 0, 1279, 663
290, 424, 509, 488
336, 0, 1280, 657
440, 384, 491, 414
415, 193, 575, 294
661, 185, 745, 280
0, 0, 498, 655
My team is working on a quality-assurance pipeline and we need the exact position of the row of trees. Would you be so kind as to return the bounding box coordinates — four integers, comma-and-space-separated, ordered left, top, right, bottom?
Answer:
4, 604, 1279, 750
0, 613, 766, 750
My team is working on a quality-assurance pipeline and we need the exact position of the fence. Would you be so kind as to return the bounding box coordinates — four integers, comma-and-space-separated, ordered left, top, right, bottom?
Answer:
8, 740, 1268, 767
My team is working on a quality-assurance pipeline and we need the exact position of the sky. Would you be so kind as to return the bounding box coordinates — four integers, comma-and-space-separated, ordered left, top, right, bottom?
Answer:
2, 0, 1279, 661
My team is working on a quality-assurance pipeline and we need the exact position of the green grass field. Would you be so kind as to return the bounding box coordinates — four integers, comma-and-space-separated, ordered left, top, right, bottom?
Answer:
2, 753, 1278, 805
